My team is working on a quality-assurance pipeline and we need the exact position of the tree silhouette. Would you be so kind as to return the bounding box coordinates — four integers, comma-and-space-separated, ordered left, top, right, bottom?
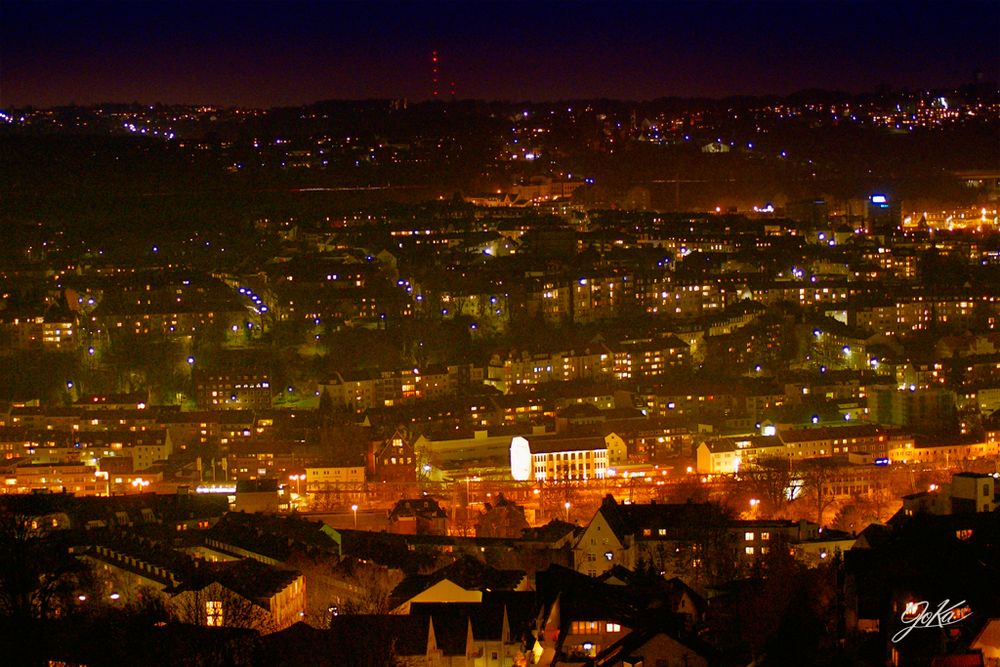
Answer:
798, 458, 840, 527
0, 511, 88, 623
743, 457, 792, 515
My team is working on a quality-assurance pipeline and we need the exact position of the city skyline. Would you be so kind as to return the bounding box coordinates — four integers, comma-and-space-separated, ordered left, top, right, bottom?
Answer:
3, 0, 999, 107
1, 3, 999, 664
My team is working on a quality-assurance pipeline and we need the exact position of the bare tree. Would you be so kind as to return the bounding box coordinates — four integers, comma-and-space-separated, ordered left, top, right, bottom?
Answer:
743, 457, 792, 515
797, 458, 840, 527
337, 560, 404, 615
0, 511, 87, 622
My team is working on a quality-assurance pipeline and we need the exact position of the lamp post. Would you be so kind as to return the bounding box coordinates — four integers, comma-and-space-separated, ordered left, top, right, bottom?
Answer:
564, 501, 571, 523
465, 477, 472, 533
351, 504, 359, 529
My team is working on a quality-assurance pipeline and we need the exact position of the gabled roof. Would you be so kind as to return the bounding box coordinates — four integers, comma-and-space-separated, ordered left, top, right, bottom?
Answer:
429, 615, 472, 657
390, 497, 446, 520
596, 495, 729, 542
664, 577, 707, 615
206, 511, 340, 561
0, 492, 226, 529
702, 435, 781, 453
390, 555, 526, 605
588, 623, 713, 667
779, 423, 882, 444
409, 602, 508, 641
596, 564, 637, 586
520, 519, 579, 544
557, 403, 603, 419
535, 565, 644, 628
173, 558, 300, 602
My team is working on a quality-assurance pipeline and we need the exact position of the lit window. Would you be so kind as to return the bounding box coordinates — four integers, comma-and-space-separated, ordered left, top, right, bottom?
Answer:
605, 623, 621, 633
744, 532, 755, 541
761, 532, 770, 540
206, 600, 223, 626
745, 546, 755, 555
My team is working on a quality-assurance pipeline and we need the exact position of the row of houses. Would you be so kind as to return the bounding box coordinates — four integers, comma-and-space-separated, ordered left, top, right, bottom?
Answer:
696, 424, 1000, 474
570, 495, 856, 579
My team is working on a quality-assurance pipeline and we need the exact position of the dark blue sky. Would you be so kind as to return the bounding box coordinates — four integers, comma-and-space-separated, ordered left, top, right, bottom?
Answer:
2, 1, 998, 106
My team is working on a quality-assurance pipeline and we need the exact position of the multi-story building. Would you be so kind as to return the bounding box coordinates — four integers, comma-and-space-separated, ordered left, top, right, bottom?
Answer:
0, 314, 78, 351
509, 434, 617, 483
602, 417, 693, 463
2, 462, 102, 495
889, 436, 998, 466
572, 496, 838, 579
194, 354, 272, 410
372, 430, 417, 484
571, 496, 732, 578
305, 465, 366, 492
696, 425, 910, 474
486, 347, 611, 392
322, 366, 480, 411
607, 336, 689, 379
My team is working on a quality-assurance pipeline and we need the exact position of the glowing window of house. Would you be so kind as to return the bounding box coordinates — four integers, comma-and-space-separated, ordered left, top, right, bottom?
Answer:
745, 546, 755, 555
744, 532, 755, 541
606, 623, 621, 633
761, 532, 770, 540
658, 528, 667, 536
206, 600, 224, 626
642, 528, 652, 536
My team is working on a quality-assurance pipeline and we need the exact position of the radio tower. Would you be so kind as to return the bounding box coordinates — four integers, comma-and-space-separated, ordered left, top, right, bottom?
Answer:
431, 50, 457, 100
431, 50, 440, 98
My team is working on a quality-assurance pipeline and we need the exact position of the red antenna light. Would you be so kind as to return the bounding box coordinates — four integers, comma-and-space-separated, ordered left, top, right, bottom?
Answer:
431, 50, 440, 98
431, 50, 457, 100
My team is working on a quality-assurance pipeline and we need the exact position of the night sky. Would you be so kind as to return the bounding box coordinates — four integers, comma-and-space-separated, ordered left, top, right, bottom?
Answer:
2, 1, 998, 107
